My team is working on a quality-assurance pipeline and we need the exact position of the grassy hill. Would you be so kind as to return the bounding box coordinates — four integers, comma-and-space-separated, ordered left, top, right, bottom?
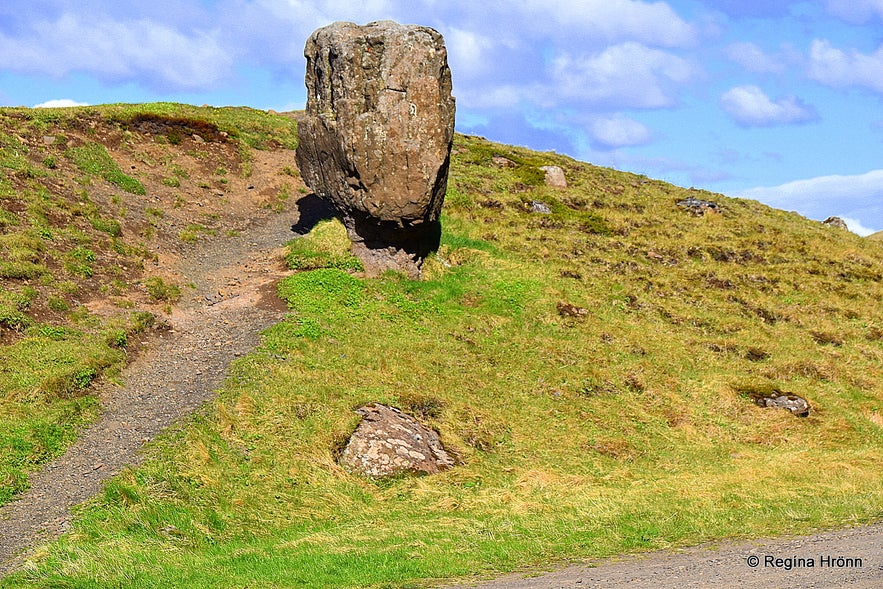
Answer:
870, 230, 883, 241
2, 104, 882, 588
0, 103, 298, 506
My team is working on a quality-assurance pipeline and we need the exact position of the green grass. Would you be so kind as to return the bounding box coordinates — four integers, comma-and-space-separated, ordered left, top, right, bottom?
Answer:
285, 220, 363, 271
143, 277, 181, 302
0, 331, 120, 503
65, 143, 146, 195
21, 102, 299, 152
2, 118, 883, 588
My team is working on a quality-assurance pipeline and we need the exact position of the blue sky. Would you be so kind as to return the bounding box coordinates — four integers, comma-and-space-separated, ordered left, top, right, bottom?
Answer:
1, 0, 881, 235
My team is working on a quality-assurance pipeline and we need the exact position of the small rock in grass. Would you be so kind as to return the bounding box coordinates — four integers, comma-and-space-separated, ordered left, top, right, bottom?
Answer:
529, 200, 552, 214
492, 155, 516, 168
677, 197, 720, 216
339, 403, 455, 478
557, 301, 589, 318
823, 216, 848, 230
745, 389, 811, 417
539, 165, 567, 188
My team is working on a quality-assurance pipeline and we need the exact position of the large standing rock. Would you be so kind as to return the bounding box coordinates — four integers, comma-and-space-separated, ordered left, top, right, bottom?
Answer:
339, 403, 455, 478
295, 21, 456, 278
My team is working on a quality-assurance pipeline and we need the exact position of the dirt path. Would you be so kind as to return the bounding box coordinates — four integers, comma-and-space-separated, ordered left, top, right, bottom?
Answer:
0, 198, 304, 574
446, 521, 883, 589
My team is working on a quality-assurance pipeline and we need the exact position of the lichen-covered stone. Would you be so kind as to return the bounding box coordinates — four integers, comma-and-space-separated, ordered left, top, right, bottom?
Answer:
539, 165, 567, 188
339, 403, 455, 478
823, 216, 849, 230
295, 21, 456, 278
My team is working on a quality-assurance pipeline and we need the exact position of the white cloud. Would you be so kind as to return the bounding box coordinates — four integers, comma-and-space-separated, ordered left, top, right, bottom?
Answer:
719, 85, 818, 127
34, 99, 90, 108
445, 27, 496, 79
739, 169, 883, 235
518, 0, 696, 48
725, 42, 788, 73
455, 84, 527, 110
0, 13, 233, 90
809, 39, 883, 95
839, 217, 878, 237
591, 114, 651, 148
826, 0, 883, 23
550, 43, 696, 109
704, 0, 802, 18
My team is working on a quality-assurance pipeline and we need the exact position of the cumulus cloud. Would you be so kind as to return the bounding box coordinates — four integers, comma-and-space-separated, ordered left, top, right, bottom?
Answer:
704, 0, 803, 18
809, 39, 883, 95
550, 43, 696, 109
724, 42, 801, 74
517, 0, 696, 48
445, 27, 498, 79
719, 85, 818, 127
34, 99, 90, 108
826, 0, 883, 24
739, 169, 883, 235
0, 13, 233, 90
590, 114, 651, 148
839, 217, 879, 237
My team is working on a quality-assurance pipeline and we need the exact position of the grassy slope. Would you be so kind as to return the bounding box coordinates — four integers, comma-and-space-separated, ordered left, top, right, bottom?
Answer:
0, 103, 298, 504
3, 111, 883, 588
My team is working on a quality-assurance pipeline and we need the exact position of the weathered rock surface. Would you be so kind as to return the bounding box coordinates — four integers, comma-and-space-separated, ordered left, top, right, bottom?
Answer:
823, 216, 849, 230
528, 200, 552, 214
295, 21, 456, 278
677, 196, 720, 216
748, 390, 811, 417
492, 155, 516, 168
540, 165, 567, 188
339, 403, 455, 478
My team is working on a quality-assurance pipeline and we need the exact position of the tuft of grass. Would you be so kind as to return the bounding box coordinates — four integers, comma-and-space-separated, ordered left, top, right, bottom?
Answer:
143, 277, 181, 302
65, 142, 146, 195
285, 219, 363, 272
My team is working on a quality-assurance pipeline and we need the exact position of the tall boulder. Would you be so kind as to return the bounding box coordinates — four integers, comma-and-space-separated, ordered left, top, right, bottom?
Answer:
295, 21, 456, 278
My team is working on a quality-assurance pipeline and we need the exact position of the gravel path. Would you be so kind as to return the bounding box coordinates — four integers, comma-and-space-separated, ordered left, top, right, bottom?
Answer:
447, 521, 883, 589
0, 205, 299, 575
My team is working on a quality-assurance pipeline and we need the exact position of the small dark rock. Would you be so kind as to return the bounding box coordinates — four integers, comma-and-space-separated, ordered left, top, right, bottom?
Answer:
557, 301, 588, 318
529, 200, 552, 214
677, 197, 720, 216
743, 388, 811, 417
